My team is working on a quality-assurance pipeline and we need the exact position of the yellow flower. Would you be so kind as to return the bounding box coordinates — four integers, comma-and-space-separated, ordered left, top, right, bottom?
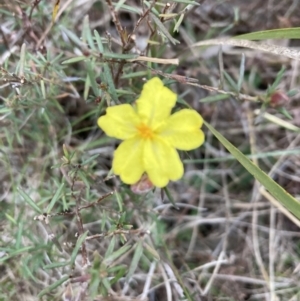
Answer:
98, 77, 205, 187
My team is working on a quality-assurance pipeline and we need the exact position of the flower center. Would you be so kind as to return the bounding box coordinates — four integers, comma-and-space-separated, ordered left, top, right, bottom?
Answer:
137, 123, 154, 139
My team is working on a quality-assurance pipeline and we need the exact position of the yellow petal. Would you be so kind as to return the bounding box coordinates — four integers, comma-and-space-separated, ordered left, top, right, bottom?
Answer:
158, 109, 205, 150
143, 137, 183, 187
113, 137, 145, 184
98, 104, 140, 140
137, 77, 177, 127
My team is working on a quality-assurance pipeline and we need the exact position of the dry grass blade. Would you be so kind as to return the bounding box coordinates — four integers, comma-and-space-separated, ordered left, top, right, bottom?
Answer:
192, 38, 300, 60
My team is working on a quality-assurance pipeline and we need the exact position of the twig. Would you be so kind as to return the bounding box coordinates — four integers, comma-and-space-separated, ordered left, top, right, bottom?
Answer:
136, 62, 259, 102
29, 0, 42, 21
124, 0, 156, 51
105, 0, 125, 46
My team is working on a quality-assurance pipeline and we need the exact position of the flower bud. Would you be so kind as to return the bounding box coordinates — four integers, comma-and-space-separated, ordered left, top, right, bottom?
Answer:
269, 90, 290, 108
131, 174, 154, 194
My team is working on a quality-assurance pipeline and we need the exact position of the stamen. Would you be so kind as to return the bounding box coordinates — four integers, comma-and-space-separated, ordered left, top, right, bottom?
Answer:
137, 123, 153, 139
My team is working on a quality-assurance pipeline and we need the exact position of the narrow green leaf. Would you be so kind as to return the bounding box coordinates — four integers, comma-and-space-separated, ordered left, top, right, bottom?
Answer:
104, 236, 116, 258
18, 188, 42, 213
0, 246, 36, 263
60, 26, 84, 47
278, 107, 293, 120
204, 120, 300, 220
115, 89, 135, 95
0, 107, 11, 113
109, 265, 127, 285
62, 56, 87, 64
111, 2, 141, 14
37, 275, 69, 298
184, 148, 300, 164
82, 15, 96, 51
84, 73, 90, 100
121, 71, 148, 79
5, 213, 17, 225
126, 241, 143, 281
86, 59, 100, 96
235, 27, 300, 40
163, 187, 178, 208
151, 13, 180, 45
269, 66, 285, 92
81, 154, 100, 166
144, 242, 160, 260
199, 94, 230, 103
46, 182, 65, 213
94, 29, 104, 52
70, 231, 89, 264
114, 190, 123, 212
174, 13, 184, 33
104, 244, 131, 264
101, 52, 138, 60
43, 260, 71, 269
223, 71, 238, 91
94, 30, 118, 102
115, 0, 127, 11
103, 64, 118, 102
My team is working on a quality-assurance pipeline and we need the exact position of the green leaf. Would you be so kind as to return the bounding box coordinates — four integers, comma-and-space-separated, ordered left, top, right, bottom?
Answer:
46, 182, 65, 213
126, 241, 143, 281
94, 30, 118, 102
43, 260, 71, 269
61, 56, 87, 64
204, 120, 300, 220
86, 59, 100, 96
278, 107, 293, 120
70, 231, 89, 264
104, 236, 116, 258
151, 13, 180, 45
163, 187, 178, 208
235, 27, 300, 40
37, 275, 69, 298
82, 15, 96, 51
101, 52, 138, 60
18, 188, 42, 213
268, 66, 285, 93
104, 244, 132, 264
199, 94, 230, 103
223, 71, 238, 91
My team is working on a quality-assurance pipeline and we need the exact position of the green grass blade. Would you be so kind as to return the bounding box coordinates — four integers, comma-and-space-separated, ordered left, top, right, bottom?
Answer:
70, 231, 89, 264
18, 188, 42, 213
126, 241, 143, 281
37, 275, 69, 298
204, 120, 300, 220
46, 182, 65, 213
104, 236, 116, 258
235, 27, 300, 40
104, 244, 132, 264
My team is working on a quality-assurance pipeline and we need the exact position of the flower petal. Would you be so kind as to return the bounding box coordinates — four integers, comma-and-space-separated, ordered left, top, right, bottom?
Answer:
113, 137, 145, 184
98, 104, 140, 140
158, 109, 205, 150
143, 137, 183, 187
137, 77, 177, 127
